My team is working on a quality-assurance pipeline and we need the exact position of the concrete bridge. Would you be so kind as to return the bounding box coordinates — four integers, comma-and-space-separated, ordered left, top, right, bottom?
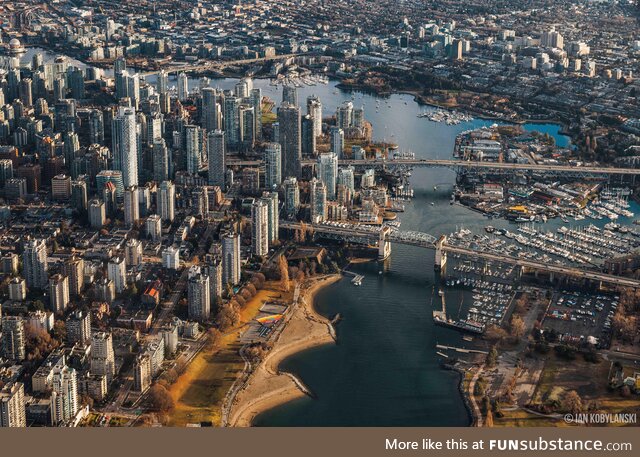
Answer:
142, 53, 302, 77
279, 221, 640, 289
226, 157, 640, 180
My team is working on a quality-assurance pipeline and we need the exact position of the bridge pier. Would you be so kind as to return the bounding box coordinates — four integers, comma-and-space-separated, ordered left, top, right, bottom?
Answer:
378, 226, 391, 260
435, 235, 447, 272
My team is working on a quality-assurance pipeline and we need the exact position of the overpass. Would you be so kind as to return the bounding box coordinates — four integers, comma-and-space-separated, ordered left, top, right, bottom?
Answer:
226, 157, 640, 179
142, 54, 302, 77
279, 221, 640, 289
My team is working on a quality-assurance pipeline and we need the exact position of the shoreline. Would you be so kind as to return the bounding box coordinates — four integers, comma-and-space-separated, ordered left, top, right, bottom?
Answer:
227, 274, 342, 427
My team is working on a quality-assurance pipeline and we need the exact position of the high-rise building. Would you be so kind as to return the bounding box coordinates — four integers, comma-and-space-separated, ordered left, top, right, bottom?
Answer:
250, 88, 262, 140
251, 199, 269, 257
185, 125, 202, 174
262, 192, 279, 244
337, 167, 355, 192
133, 353, 151, 392
361, 168, 375, 189
0, 382, 26, 427
278, 103, 302, 179
330, 126, 344, 159
146, 214, 162, 241
222, 232, 241, 286
146, 112, 163, 145
264, 142, 282, 190
306, 95, 323, 138
0, 159, 13, 188
317, 152, 338, 199
336, 101, 353, 130
301, 114, 316, 157
66, 310, 91, 345
188, 268, 210, 321
201, 87, 221, 131
96, 170, 124, 199
51, 174, 72, 201
282, 85, 298, 106
51, 365, 78, 425
162, 246, 180, 270
177, 72, 188, 102
125, 238, 143, 266
152, 139, 169, 182
88, 199, 106, 228
8, 278, 26, 301
107, 256, 127, 294
23, 238, 48, 290
49, 274, 70, 315
1, 316, 25, 362
541, 29, 564, 49
112, 107, 138, 188
224, 95, 241, 149
91, 332, 115, 384
204, 256, 223, 307
123, 186, 140, 226
158, 180, 175, 222
207, 130, 225, 189
239, 105, 255, 149
88, 109, 104, 144
71, 180, 88, 211
310, 178, 327, 223
193, 187, 209, 218
283, 176, 300, 218
63, 256, 84, 298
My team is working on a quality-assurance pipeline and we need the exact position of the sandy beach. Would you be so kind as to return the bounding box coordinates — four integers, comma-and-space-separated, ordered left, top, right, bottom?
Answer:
227, 274, 342, 427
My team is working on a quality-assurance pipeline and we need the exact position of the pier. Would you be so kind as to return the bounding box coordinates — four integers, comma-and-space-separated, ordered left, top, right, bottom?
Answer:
436, 344, 489, 355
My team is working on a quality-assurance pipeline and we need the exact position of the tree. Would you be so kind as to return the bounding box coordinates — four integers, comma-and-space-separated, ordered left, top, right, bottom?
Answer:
149, 384, 174, 412
562, 390, 583, 414
216, 303, 240, 331
207, 328, 223, 348
484, 325, 508, 343
245, 283, 257, 296
485, 346, 498, 367
510, 315, 526, 340
25, 324, 60, 361
52, 320, 67, 343
278, 255, 290, 292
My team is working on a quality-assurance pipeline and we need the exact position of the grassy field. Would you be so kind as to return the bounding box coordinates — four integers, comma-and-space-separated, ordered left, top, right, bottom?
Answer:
167, 283, 289, 426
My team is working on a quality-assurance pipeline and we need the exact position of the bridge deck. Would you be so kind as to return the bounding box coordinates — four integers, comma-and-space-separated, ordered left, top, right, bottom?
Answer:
279, 221, 640, 288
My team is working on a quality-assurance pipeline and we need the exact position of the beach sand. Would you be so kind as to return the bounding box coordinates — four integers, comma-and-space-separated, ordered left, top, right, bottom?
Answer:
228, 274, 342, 427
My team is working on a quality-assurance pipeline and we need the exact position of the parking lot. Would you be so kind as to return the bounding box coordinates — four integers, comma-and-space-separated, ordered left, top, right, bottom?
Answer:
542, 290, 619, 348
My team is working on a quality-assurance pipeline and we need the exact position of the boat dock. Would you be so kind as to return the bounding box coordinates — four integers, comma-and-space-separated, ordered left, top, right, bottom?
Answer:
343, 269, 364, 286
436, 344, 488, 355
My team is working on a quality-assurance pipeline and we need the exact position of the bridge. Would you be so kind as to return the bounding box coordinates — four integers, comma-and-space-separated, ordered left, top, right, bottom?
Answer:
279, 221, 640, 289
226, 157, 640, 179
142, 54, 302, 77
329, 159, 640, 179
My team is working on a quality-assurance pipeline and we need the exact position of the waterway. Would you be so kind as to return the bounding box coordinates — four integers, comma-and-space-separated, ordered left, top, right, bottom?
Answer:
246, 82, 572, 426
18, 48, 577, 426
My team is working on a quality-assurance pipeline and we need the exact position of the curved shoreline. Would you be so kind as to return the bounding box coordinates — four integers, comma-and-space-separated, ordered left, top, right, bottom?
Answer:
227, 274, 342, 427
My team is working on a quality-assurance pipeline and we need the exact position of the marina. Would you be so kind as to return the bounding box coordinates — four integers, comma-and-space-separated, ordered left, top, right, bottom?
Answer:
418, 109, 474, 125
